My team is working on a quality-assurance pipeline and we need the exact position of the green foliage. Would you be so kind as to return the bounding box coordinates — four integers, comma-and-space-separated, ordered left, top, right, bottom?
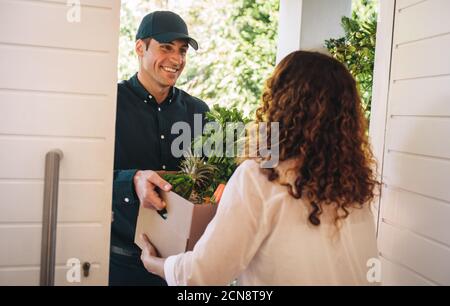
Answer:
161, 173, 194, 200
118, 2, 139, 80
352, 0, 378, 21
179, 151, 218, 203
163, 105, 249, 203
325, 0, 377, 121
118, 1, 279, 116
205, 104, 252, 127
225, 0, 279, 115
195, 105, 251, 192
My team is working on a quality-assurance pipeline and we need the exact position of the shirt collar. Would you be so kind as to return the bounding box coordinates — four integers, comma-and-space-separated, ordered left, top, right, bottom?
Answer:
129, 73, 175, 105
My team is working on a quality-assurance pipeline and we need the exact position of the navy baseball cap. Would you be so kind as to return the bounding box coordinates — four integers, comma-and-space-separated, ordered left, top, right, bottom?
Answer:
136, 11, 198, 50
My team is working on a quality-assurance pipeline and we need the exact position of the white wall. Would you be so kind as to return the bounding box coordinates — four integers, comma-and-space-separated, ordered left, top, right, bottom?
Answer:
372, 0, 450, 285
276, 0, 351, 63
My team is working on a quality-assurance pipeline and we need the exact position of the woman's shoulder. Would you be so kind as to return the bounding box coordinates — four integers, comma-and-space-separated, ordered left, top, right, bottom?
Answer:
236, 159, 298, 181
227, 160, 266, 192
234, 159, 268, 182
237, 159, 260, 171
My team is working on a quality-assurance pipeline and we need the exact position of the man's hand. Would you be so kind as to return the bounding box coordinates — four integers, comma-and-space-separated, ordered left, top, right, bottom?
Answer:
133, 170, 172, 210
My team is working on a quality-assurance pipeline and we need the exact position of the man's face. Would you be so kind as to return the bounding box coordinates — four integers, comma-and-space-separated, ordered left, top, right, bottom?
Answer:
138, 38, 188, 87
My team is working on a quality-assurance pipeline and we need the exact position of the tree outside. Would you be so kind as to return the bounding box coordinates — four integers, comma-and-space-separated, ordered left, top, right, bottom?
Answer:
119, 0, 378, 119
325, 0, 378, 122
118, 0, 279, 116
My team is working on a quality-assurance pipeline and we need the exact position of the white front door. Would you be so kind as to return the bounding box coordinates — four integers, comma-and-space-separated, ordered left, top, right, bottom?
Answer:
372, 0, 450, 285
0, 0, 121, 285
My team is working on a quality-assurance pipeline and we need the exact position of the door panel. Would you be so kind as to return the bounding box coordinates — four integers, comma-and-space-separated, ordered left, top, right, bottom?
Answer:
395, 0, 450, 44
376, 0, 450, 285
0, 45, 115, 94
389, 76, 450, 116
0, 0, 121, 285
0, 0, 115, 51
0, 91, 109, 138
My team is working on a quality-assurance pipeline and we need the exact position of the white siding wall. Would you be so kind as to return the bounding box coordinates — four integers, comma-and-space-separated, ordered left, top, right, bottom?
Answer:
376, 0, 450, 285
0, 0, 120, 285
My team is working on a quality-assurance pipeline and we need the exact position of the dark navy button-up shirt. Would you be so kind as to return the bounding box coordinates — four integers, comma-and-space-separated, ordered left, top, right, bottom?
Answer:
111, 73, 209, 252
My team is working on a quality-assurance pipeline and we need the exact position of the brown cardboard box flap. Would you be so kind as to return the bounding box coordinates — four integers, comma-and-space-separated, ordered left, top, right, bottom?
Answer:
187, 204, 218, 250
134, 191, 217, 257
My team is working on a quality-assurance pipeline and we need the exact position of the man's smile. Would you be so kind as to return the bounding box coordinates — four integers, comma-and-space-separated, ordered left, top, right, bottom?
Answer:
162, 66, 179, 73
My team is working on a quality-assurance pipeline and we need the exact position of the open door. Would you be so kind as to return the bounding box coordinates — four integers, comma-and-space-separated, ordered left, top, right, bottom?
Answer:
0, 0, 121, 285
371, 0, 450, 285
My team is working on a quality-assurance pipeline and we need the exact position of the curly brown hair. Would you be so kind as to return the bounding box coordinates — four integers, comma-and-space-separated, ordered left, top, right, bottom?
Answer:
255, 50, 379, 227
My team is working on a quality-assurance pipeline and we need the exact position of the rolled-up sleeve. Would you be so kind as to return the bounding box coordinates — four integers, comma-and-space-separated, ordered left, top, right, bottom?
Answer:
164, 255, 180, 286
112, 169, 139, 206
163, 160, 268, 285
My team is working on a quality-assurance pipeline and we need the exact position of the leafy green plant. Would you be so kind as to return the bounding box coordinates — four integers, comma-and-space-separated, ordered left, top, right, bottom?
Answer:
179, 151, 218, 203
325, 9, 377, 121
162, 153, 217, 204
162, 105, 250, 204
161, 173, 194, 200
194, 105, 251, 193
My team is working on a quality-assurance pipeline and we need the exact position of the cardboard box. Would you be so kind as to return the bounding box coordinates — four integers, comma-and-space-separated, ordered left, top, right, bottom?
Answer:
134, 190, 218, 257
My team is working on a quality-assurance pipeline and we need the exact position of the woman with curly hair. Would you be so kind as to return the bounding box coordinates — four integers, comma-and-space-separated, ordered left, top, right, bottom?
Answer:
140, 50, 380, 285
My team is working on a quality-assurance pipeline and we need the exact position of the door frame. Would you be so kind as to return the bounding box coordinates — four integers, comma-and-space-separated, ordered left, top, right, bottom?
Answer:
369, 0, 396, 234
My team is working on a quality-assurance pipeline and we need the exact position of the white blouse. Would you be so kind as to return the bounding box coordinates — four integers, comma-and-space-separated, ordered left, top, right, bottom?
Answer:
164, 159, 379, 285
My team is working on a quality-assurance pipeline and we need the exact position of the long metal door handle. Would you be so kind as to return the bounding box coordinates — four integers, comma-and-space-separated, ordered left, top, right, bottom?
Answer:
40, 149, 63, 286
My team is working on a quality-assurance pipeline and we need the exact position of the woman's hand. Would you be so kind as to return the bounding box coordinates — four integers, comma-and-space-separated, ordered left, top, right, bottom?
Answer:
140, 234, 166, 279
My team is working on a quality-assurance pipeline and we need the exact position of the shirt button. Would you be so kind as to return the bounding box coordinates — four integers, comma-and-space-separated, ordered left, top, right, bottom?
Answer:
144, 100, 147, 103
161, 135, 165, 139
158, 107, 161, 112
148, 95, 153, 99
124, 197, 130, 203
162, 165, 166, 170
